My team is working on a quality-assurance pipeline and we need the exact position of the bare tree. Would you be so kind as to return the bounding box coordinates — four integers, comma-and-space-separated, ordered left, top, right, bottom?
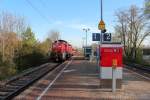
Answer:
115, 5, 150, 60
0, 12, 26, 33
48, 30, 60, 42
0, 11, 26, 63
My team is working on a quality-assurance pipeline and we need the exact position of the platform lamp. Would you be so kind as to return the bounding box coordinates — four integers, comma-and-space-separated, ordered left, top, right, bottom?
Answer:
83, 28, 90, 57
83, 28, 90, 48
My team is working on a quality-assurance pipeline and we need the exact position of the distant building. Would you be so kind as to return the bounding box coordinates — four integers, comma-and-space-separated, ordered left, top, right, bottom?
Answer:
142, 47, 150, 63
83, 46, 92, 58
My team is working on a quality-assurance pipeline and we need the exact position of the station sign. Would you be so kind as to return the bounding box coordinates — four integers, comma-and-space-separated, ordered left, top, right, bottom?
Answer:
103, 33, 111, 42
92, 33, 100, 41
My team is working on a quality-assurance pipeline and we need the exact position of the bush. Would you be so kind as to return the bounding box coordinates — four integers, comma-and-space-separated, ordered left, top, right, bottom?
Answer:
0, 27, 51, 80
0, 61, 17, 80
14, 44, 49, 71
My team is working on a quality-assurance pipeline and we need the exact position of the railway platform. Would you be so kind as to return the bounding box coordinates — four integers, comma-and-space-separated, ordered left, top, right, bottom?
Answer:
15, 59, 150, 100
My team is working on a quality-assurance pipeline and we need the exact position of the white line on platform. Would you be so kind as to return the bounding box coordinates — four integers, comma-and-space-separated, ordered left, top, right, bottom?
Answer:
63, 69, 76, 73
125, 68, 150, 81
36, 60, 72, 100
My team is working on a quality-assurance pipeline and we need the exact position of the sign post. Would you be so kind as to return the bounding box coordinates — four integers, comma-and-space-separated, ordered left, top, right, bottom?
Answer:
98, 0, 106, 80
98, 20, 106, 79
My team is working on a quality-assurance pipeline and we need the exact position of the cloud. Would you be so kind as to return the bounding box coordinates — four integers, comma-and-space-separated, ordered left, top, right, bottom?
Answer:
49, 20, 103, 47
68, 23, 100, 33
52, 19, 99, 32
52, 20, 63, 26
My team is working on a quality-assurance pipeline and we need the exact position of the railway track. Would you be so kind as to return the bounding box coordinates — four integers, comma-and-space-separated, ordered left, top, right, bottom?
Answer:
0, 62, 62, 100
125, 63, 150, 79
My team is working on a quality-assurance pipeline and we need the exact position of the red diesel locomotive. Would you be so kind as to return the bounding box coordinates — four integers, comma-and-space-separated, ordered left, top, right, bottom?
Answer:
50, 40, 73, 61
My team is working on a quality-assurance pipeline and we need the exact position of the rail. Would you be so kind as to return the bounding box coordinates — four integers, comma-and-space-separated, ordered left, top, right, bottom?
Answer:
0, 62, 61, 100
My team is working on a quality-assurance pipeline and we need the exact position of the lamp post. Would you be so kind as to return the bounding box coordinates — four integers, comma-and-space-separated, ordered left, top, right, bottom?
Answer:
82, 37, 85, 47
82, 37, 85, 56
83, 28, 90, 47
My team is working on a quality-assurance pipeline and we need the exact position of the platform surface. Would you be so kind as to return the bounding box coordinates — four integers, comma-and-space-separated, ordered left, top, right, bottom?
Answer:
15, 60, 150, 100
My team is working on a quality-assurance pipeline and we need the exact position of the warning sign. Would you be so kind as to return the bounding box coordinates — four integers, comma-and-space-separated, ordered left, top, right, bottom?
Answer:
98, 20, 105, 30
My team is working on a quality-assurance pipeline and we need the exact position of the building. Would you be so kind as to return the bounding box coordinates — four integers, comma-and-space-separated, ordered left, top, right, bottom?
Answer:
143, 47, 150, 63
83, 46, 92, 58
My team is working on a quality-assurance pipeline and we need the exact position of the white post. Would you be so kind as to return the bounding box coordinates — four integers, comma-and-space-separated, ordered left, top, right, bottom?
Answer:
86, 30, 87, 48
112, 67, 116, 92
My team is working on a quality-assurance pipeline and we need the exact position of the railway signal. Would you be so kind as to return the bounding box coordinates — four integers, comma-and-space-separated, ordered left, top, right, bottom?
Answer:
101, 29, 106, 33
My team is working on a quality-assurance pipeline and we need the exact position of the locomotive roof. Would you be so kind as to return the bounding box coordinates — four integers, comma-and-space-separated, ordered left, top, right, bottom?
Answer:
54, 40, 67, 43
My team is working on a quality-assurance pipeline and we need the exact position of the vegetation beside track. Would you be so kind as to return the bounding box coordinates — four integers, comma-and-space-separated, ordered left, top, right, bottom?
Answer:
0, 26, 51, 80
0, 12, 61, 80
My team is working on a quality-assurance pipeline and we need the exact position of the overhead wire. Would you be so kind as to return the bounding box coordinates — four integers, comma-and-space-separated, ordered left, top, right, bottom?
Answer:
25, 0, 51, 24
39, 0, 48, 8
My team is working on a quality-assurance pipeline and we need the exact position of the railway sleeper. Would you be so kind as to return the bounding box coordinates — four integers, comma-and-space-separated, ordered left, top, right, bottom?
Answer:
6, 85, 20, 89
29, 74, 44, 78
0, 88, 15, 92
18, 78, 31, 81
9, 83, 25, 87
0, 91, 9, 96
9, 81, 28, 85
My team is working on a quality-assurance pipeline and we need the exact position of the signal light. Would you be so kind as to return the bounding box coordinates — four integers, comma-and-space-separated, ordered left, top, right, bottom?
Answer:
102, 29, 107, 33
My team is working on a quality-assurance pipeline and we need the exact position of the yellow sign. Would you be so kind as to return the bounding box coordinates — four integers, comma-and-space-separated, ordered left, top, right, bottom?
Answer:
98, 20, 105, 30
112, 59, 117, 69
